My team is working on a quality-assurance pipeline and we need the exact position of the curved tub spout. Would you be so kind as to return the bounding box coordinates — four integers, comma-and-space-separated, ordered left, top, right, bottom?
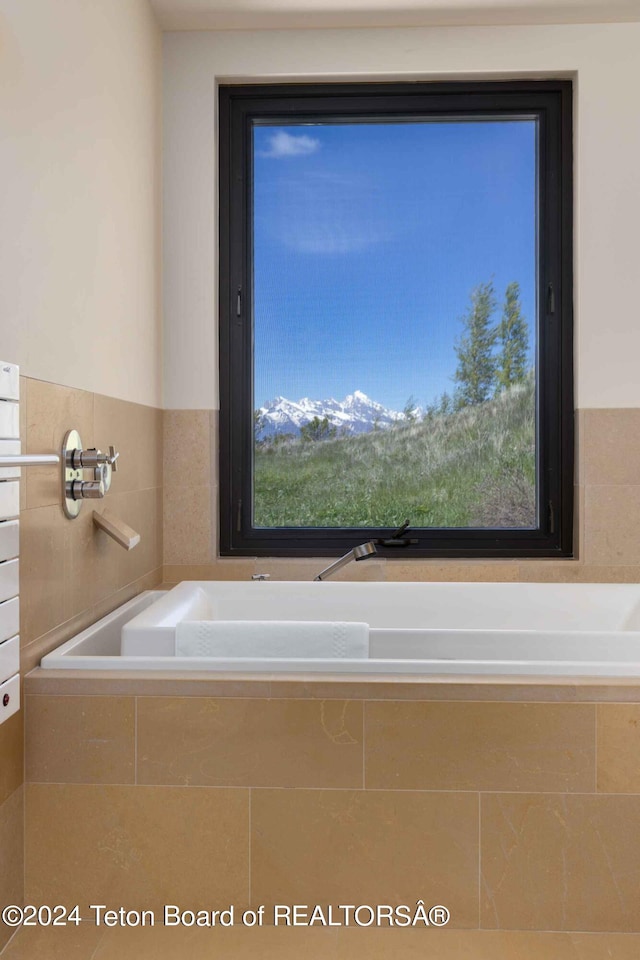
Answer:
93, 511, 140, 551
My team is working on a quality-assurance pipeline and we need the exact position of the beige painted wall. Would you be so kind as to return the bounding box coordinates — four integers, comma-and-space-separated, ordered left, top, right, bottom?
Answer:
0, 0, 162, 407
162, 22, 640, 410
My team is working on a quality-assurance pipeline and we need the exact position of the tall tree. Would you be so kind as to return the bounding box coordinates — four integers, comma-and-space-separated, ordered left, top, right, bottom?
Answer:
496, 281, 529, 391
453, 281, 497, 408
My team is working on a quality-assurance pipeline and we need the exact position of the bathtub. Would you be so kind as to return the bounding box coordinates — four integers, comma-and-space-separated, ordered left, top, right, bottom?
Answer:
39, 580, 640, 678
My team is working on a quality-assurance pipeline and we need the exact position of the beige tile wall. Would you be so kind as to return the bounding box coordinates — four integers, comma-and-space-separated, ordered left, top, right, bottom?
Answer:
0, 376, 163, 952
163, 410, 214, 565
18, 692, 640, 956
162, 407, 640, 583
21, 376, 164, 672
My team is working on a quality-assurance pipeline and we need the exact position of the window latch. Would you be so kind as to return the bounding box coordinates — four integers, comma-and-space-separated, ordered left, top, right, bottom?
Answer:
376, 519, 419, 548
547, 283, 555, 315
236, 288, 242, 318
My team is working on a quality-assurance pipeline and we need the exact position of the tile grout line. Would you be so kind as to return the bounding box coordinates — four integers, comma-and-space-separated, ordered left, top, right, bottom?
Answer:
17, 782, 640, 796
362, 701, 366, 789
594, 703, 598, 794
0, 924, 22, 958
248, 789, 252, 907
134, 696, 138, 786
478, 792, 482, 930
88, 920, 110, 960
23, 694, 27, 911
22, 689, 640, 705
27, 693, 640, 704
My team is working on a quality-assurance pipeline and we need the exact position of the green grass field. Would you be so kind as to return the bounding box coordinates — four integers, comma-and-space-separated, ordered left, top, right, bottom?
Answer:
254, 378, 536, 529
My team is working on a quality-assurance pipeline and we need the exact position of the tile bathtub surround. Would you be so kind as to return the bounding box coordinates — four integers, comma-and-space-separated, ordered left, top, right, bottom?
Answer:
251, 788, 478, 927
481, 794, 640, 931
596, 703, 640, 793
19, 376, 164, 668
24, 696, 598, 791
23, 670, 640, 702
364, 701, 595, 792
25, 783, 249, 913
25, 696, 135, 785
135, 696, 364, 788
22, 690, 640, 943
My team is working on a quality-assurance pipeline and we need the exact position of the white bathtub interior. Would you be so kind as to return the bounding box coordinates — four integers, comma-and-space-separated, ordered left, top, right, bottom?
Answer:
41, 591, 166, 661
38, 581, 640, 677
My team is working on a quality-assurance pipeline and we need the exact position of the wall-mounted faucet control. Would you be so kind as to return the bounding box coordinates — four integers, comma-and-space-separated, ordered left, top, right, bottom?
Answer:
62, 431, 120, 517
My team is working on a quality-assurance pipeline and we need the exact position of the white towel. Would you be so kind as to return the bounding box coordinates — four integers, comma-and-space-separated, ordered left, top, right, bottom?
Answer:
175, 620, 369, 659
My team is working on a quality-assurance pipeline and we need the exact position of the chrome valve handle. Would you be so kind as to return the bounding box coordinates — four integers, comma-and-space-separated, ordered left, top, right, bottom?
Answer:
67, 446, 120, 471
66, 479, 105, 501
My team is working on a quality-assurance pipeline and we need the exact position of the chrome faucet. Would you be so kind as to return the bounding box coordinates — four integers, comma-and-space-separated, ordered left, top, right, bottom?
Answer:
313, 541, 377, 581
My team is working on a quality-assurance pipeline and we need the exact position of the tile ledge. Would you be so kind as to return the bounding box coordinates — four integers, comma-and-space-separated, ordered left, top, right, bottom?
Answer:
23, 668, 640, 702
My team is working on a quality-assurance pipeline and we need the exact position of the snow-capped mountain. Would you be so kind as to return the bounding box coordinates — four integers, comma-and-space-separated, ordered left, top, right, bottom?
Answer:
256, 390, 409, 440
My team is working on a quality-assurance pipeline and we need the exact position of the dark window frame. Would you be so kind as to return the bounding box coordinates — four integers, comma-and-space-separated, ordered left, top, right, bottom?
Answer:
219, 80, 573, 559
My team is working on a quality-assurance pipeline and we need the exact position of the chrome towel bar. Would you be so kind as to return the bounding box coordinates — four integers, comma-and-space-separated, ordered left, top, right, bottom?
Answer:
0, 453, 60, 467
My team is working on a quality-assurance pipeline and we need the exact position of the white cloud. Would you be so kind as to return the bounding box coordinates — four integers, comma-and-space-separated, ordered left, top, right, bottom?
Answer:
259, 131, 320, 159
267, 173, 392, 254
283, 225, 387, 255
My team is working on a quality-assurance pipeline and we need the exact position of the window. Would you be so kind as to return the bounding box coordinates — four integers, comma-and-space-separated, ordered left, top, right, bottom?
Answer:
219, 81, 573, 558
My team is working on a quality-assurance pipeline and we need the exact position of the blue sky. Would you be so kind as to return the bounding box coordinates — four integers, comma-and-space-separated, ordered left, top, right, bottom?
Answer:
253, 119, 537, 413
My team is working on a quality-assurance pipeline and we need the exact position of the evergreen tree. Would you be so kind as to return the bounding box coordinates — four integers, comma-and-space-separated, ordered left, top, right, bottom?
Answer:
496, 281, 529, 391
453, 281, 497, 408
402, 395, 419, 423
300, 415, 337, 443
438, 391, 452, 416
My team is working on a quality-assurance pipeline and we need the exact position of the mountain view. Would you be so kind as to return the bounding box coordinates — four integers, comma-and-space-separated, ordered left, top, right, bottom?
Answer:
254, 376, 536, 529
255, 390, 410, 441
